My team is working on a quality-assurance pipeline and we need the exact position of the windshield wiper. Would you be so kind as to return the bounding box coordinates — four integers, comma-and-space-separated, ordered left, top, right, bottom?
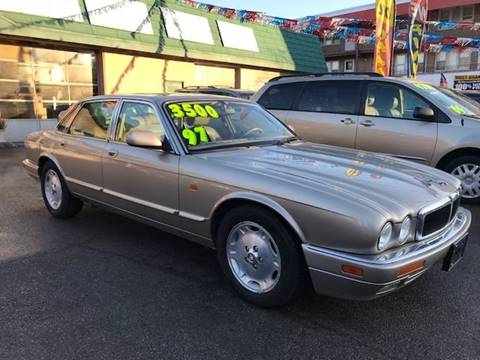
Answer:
275, 136, 299, 145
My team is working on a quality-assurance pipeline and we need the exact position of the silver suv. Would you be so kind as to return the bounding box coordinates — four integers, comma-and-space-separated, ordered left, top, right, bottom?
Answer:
252, 73, 480, 203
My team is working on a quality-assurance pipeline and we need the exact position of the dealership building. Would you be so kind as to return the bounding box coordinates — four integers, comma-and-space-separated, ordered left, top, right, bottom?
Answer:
0, 0, 326, 142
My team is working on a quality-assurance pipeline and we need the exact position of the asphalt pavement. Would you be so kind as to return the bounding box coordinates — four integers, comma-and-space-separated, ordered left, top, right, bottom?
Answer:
1, 148, 479, 360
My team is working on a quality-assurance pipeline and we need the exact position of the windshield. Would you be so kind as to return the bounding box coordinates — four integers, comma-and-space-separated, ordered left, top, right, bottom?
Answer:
412, 82, 480, 118
165, 100, 294, 151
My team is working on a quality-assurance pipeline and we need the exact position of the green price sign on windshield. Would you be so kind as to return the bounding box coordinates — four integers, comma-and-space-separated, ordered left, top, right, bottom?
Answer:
167, 103, 219, 119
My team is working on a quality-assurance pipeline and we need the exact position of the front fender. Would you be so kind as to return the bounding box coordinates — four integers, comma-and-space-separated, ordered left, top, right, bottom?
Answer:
210, 191, 306, 243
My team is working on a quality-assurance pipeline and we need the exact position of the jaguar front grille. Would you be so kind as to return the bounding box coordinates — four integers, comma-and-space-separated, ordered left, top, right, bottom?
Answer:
417, 193, 461, 240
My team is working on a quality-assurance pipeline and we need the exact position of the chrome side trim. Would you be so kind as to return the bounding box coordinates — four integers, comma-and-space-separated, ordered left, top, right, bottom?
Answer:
22, 159, 39, 172
178, 211, 207, 222
65, 176, 102, 192
102, 188, 178, 215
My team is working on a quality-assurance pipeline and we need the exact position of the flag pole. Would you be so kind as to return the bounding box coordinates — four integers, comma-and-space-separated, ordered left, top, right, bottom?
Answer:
390, 0, 396, 76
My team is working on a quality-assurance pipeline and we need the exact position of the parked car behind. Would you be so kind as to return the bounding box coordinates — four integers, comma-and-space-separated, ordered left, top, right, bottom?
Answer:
252, 73, 480, 203
23, 94, 470, 307
175, 86, 254, 99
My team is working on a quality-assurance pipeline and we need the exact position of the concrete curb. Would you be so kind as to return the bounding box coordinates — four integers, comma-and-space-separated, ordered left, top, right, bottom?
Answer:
0, 142, 23, 149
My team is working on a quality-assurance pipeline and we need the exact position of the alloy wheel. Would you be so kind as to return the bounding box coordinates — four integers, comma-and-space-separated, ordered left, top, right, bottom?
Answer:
226, 221, 281, 294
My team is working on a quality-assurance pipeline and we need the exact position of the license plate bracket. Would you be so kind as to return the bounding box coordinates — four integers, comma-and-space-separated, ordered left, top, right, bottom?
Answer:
442, 235, 468, 272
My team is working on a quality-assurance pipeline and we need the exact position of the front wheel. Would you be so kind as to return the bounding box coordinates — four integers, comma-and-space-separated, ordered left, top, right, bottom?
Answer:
40, 161, 83, 218
445, 156, 480, 204
216, 205, 306, 307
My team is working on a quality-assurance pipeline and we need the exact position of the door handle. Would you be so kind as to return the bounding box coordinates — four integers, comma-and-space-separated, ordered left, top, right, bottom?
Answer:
360, 120, 376, 127
108, 149, 119, 157
341, 118, 355, 125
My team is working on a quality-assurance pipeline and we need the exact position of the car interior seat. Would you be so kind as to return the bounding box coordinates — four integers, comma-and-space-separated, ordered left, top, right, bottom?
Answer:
365, 95, 379, 116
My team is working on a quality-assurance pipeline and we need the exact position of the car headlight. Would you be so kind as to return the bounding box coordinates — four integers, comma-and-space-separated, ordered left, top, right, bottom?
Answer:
398, 216, 412, 245
378, 222, 393, 251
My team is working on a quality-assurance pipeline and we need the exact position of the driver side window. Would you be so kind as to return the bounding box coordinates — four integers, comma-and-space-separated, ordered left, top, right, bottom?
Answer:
115, 102, 165, 143
364, 83, 430, 120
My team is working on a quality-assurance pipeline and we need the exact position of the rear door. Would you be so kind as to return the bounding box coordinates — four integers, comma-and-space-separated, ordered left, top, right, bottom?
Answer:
355, 81, 438, 164
256, 82, 303, 125
287, 80, 361, 148
55, 100, 117, 199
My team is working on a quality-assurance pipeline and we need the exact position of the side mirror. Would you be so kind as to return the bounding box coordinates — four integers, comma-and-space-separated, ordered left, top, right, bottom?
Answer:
126, 130, 164, 149
413, 107, 435, 120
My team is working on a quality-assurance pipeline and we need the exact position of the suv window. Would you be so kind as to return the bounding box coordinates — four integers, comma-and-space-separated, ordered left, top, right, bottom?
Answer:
297, 81, 360, 114
364, 83, 430, 120
115, 102, 164, 143
69, 101, 117, 139
258, 82, 303, 110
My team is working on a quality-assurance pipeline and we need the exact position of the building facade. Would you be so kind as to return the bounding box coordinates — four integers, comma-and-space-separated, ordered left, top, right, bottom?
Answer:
0, 0, 327, 142
320, 0, 480, 86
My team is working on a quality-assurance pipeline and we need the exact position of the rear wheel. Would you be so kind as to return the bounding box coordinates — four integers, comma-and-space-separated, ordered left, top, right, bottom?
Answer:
40, 161, 83, 218
445, 155, 480, 204
216, 205, 306, 307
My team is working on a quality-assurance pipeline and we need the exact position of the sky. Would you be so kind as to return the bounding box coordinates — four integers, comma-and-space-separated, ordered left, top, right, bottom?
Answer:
202, 0, 374, 19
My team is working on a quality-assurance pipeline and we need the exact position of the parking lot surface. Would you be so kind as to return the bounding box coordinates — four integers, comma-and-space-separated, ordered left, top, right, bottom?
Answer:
1, 147, 479, 360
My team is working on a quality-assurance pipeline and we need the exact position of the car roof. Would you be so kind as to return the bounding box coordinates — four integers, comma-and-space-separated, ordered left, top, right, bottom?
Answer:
81, 93, 251, 104
266, 72, 415, 86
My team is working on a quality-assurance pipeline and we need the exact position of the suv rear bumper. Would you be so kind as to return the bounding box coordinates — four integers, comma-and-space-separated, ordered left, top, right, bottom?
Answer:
302, 207, 471, 300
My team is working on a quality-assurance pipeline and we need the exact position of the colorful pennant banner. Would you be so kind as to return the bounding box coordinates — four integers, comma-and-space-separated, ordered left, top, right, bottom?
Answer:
173, 0, 480, 51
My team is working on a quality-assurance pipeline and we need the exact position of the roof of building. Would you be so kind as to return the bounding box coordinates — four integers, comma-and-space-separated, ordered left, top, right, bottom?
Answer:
0, 0, 327, 73
317, 0, 478, 19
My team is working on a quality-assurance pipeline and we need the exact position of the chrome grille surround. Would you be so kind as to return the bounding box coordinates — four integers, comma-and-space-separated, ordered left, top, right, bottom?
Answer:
416, 192, 461, 241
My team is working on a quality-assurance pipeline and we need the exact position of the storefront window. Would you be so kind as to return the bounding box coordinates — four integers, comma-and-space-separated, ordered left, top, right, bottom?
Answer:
394, 54, 407, 76
0, 44, 98, 119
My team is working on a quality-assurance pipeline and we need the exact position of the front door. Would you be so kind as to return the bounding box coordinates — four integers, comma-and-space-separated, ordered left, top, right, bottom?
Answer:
55, 100, 117, 199
355, 82, 438, 164
287, 80, 361, 148
102, 101, 180, 227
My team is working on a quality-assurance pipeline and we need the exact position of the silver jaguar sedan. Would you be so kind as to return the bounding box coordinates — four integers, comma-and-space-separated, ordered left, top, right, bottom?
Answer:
23, 94, 471, 307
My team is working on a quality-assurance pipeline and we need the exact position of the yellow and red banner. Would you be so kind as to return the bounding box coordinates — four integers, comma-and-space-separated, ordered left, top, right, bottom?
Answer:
374, 0, 396, 76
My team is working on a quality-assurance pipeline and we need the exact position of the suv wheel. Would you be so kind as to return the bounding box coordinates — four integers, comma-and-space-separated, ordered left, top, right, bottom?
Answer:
216, 205, 305, 307
40, 161, 83, 218
445, 156, 480, 203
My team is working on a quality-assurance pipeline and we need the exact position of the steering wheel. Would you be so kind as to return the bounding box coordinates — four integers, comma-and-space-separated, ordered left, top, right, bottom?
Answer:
244, 127, 264, 137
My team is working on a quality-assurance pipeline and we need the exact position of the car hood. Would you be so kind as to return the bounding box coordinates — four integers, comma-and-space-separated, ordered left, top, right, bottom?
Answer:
197, 142, 461, 218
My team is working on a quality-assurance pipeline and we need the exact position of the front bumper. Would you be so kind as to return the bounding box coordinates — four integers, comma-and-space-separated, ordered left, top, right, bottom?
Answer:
303, 207, 471, 300
22, 159, 39, 180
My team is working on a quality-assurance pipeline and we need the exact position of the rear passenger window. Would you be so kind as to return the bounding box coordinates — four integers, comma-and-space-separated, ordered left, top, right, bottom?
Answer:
258, 82, 303, 110
297, 81, 360, 115
68, 101, 117, 140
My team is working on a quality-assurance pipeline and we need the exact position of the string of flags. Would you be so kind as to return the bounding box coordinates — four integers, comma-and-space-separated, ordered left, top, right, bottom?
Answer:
175, 0, 480, 52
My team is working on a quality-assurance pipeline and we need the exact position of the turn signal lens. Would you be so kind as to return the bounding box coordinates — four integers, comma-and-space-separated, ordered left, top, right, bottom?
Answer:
398, 261, 425, 277
341, 264, 364, 277
399, 217, 412, 245
378, 222, 393, 251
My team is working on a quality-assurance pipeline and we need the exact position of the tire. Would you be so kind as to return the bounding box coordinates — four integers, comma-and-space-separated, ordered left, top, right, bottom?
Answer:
444, 156, 480, 204
216, 205, 306, 307
40, 161, 83, 218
